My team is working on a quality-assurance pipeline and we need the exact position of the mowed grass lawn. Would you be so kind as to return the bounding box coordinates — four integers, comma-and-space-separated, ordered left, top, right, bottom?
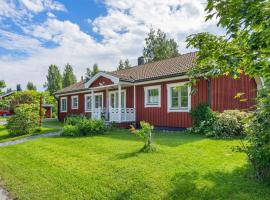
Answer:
0, 125, 59, 143
0, 130, 269, 200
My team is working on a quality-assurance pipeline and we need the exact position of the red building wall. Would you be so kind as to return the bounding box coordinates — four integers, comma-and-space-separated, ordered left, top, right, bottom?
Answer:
58, 75, 257, 127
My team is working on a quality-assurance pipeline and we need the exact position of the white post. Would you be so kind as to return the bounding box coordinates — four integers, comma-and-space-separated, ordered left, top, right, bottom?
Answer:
106, 88, 109, 121
118, 84, 121, 122
91, 90, 95, 119
133, 85, 136, 121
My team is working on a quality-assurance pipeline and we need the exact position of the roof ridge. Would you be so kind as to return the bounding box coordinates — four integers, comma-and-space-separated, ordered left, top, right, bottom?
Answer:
113, 51, 197, 73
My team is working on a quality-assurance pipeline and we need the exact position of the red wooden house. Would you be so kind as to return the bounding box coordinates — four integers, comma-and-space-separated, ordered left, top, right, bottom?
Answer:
55, 52, 263, 128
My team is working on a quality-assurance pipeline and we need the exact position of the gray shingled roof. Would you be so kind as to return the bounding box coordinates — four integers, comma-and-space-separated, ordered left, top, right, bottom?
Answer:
55, 52, 196, 95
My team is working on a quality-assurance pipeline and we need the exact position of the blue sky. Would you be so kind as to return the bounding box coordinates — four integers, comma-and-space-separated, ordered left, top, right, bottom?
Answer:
0, 0, 223, 90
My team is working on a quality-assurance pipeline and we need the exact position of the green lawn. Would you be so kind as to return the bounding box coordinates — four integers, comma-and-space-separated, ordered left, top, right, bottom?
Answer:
42, 119, 64, 128
0, 125, 58, 143
0, 116, 9, 122
0, 130, 269, 200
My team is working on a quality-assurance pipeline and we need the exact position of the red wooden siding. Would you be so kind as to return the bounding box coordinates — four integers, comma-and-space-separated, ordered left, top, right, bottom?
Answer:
90, 76, 114, 87
58, 75, 257, 127
136, 79, 207, 128
210, 75, 257, 112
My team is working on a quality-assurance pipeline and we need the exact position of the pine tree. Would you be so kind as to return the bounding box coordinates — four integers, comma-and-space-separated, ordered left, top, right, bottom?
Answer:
92, 63, 100, 76
0, 80, 6, 94
26, 82, 37, 91
44, 64, 62, 95
62, 63, 77, 88
124, 59, 131, 69
117, 60, 125, 70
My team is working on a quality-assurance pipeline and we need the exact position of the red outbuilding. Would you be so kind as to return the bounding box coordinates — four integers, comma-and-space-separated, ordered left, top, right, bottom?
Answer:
55, 52, 263, 128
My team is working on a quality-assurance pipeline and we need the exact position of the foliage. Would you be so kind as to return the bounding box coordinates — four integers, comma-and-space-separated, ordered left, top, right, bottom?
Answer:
26, 82, 37, 91
86, 63, 100, 78
212, 110, 249, 138
0, 80, 6, 94
143, 28, 179, 63
237, 88, 270, 181
44, 64, 62, 95
117, 59, 132, 70
62, 116, 106, 136
185, 0, 270, 180
65, 115, 85, 126
130, 121, 155, 152
188, 103, 217, 135
16, 84, 22, 91
62, 63, 77, 88
7, 104, 39, 136
62, 125, 80, 136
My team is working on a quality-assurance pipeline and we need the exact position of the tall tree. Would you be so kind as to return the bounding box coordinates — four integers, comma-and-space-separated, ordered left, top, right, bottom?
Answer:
143, 28, 179, 63
85, 63, 100, 77
26, 82, 37, 91
117, 60, 125, 70
16, 84, 22, 91
117, 59, 132, 71
44, 64, 62, 95
0, 80, 6, 94
62, 63, 77, 88
186, 0, 270, 180
92, 63, 100, 76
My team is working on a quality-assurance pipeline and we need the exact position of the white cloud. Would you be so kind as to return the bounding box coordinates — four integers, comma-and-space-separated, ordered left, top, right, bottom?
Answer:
0, 0, 223, 90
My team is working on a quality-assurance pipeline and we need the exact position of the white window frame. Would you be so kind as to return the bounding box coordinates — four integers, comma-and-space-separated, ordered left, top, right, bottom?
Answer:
84, 92, 104, 112
60, 97, 67, 113
109, 89, 126, 109
71, 95, 79, 110
167, 82, 191, 112
144, 85, 161, 107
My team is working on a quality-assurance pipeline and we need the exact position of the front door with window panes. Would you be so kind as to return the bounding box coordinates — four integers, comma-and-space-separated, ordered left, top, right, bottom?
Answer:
109, 91, 125, 108
94, 94, 103, 109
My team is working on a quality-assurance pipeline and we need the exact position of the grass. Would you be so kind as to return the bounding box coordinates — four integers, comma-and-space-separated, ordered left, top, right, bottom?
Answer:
0, 125, 58, 143
0, 130, 269, 200
42, 119, 64, 128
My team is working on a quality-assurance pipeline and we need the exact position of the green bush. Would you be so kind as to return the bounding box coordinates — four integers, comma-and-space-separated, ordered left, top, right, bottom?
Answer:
62, 125, 80, 136
7, 104, 39, 136
65, 115, 85, 126
62, 118, 107, 137
78, 119, 107, 136
189, 103, 217, 135
237, 87, 270, 181
212, 110, 249, 138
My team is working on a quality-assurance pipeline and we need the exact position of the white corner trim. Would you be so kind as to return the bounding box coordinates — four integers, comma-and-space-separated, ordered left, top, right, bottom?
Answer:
84, 72, 119, 88
254, 76, 264, 90
167, 82, 191, 113
144, 85, 161, 108
60, 97, 67, 113
71, 95, 78, 110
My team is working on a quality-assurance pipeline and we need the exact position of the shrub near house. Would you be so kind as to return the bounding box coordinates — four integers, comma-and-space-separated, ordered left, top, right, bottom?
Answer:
7, 104, 39, 136
62, 116, 107, 136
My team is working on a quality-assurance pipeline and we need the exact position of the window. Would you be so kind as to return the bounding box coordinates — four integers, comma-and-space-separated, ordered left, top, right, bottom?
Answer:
60, 97, 67, 112
84, 93, 103, 112
71, 96, 78, 109
167, 83, 191, 112
144, 85, 161, 107
109, 90, 126, 108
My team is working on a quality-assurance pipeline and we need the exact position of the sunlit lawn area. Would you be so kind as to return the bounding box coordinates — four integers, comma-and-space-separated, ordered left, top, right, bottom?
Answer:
0, 129, 269, 200
0, 125, 58, 143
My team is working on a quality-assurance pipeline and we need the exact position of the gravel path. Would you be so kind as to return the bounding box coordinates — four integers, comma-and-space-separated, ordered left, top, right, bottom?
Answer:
0, 187, 11, 200
0, 131, 62, 147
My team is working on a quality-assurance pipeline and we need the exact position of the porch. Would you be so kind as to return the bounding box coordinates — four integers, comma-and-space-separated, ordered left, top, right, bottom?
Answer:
87, 82, 136, 123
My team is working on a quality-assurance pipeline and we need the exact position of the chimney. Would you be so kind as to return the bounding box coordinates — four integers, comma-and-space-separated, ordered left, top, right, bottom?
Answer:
138, 56, 145, 65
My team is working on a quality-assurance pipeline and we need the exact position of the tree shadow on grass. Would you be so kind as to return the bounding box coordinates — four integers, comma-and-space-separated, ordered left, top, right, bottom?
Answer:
166, 166, 270, 200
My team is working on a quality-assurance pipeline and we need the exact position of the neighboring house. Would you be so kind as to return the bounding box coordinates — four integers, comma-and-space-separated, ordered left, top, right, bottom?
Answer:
0, 91, 53, 118
55, 52, 263, 128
